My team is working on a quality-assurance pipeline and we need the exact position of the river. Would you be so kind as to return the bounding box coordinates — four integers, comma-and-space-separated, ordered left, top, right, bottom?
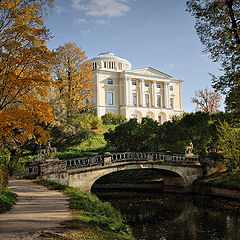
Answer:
93, 189, 240, 240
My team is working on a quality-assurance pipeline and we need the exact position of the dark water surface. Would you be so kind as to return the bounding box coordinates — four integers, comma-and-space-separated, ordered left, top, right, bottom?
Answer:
95, 190, 240, 240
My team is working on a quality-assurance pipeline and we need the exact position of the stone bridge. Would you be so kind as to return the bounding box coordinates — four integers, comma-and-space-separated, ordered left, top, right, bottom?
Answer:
27, 152, 203, 193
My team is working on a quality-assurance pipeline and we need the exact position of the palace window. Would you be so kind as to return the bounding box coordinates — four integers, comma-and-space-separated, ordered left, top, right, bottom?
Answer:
170, 97, 174, 109
108, 79, 113, 84
157, 83, 161, 88
132, 80, 136, 85
157, 95, 161, 107
132, 93, 137, 106
104, 62, 107, 68
108, 92, 114, 105
170, 86, 173, 91
92, 62, 97, 69
145, 82, 150, 87
145, 94, 150, 107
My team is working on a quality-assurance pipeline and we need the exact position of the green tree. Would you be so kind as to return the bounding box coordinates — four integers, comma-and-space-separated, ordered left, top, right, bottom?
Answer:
217, 121, 240, 170
186, 0, 240, 112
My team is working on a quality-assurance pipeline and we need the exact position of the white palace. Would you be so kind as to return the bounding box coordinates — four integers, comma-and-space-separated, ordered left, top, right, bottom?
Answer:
89, 52, 183, 123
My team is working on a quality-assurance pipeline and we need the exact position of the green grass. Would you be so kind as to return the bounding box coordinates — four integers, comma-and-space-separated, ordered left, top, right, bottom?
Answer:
36, 179, 134, 240
198, 169, 240, 191
57, 125, 118, 160
0, 188, 17, 213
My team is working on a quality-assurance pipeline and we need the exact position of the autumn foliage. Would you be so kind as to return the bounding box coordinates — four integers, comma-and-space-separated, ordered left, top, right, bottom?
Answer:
53, 42, 94, 113
0, 0, 54, 147
192, 87, 222, 114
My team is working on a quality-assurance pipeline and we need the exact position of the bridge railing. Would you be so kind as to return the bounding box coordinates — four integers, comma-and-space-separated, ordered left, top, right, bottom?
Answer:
66, 155, 104, 170
111, 152, 199, 164
111, 152, 165, 163
65, 152, 200, 170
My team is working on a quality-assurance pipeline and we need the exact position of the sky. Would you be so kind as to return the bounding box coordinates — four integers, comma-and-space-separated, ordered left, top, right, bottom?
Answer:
46, 0, 223, 112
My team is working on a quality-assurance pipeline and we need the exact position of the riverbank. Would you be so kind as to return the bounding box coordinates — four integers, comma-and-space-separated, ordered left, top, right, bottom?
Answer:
194, 169, 240, 198
36, 179, 134, 240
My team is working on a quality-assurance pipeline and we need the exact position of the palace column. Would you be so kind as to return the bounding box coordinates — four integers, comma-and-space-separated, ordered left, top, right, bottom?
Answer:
140, 79, 144, 106
152, 81, 156, 107
164, 82, 169, 108
119, 78, 122, 105
128, 77, 131, 105
124, 77, 128, 106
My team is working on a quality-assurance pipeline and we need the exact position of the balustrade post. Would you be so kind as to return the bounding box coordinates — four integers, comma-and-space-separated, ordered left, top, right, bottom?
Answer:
103, 152, 112, 166
147, 153, 154, 162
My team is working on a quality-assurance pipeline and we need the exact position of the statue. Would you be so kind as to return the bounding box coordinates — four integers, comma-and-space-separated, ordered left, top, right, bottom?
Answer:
185, 140, 193, 156
46, 141, 57, 158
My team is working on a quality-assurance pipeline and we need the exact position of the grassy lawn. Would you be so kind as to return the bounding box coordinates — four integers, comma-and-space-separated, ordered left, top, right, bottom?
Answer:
0, 188, 17, 213
36, 179, 134, 240
57, 125, 117, 160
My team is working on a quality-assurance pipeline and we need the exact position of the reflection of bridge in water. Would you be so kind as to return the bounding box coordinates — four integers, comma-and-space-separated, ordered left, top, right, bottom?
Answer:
35, 152, 203, 193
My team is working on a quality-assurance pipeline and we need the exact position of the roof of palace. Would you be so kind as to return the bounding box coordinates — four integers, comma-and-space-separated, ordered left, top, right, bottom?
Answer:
89, 52, 131, 64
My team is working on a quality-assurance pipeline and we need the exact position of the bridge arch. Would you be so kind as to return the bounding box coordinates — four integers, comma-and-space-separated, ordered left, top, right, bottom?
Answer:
91, 168, 186, 193
67, 162, 201, 193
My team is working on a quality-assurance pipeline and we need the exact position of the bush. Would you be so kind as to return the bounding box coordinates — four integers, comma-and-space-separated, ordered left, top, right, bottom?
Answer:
101, 113, 126, 125
74, 113, 102, 130
0, 189, 17, 213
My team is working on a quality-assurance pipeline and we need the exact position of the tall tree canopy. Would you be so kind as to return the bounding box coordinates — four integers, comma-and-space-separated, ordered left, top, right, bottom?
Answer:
186, 0, 240, 112
53, 42, 94, 115
0, 0, 54, 148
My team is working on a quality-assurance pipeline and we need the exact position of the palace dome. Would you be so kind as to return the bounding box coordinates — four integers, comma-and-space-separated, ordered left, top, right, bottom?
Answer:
89, 52, 131, 71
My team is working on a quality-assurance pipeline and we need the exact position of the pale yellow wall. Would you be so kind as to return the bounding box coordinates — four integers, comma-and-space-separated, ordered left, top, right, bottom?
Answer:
93, 70, 183, 122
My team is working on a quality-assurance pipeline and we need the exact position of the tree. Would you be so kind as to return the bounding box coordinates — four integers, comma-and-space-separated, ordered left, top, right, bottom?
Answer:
49, 43, 94, 150
0, 0, 54, 149
192, 87, 222, 113
186, 0, 240, 112
53, 42, 94, 115
217, 121, 240, 170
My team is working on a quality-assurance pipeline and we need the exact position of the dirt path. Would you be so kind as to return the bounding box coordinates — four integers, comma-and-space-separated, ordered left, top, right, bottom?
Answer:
0, 180, 72, 240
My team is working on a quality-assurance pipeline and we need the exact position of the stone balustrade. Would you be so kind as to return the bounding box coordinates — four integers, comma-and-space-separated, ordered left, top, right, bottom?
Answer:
65, 152, 199, 170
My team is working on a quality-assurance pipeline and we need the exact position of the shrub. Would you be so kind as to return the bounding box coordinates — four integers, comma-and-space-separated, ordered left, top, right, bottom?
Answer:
0, 189, 17, 213
101, 113, 126, 125
74, 113, 102, 130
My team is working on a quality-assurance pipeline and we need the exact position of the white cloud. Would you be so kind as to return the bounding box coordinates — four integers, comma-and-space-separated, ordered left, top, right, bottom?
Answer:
74, 18, 88, 25
72, 0, 130, 17
55, 5, 68, 14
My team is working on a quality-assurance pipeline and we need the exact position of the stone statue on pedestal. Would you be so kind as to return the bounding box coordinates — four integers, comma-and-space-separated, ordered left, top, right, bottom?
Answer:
185, 140, 194, 156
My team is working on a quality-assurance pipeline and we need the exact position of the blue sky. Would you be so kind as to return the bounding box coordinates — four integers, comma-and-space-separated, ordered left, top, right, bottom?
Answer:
46, 0, 222, 112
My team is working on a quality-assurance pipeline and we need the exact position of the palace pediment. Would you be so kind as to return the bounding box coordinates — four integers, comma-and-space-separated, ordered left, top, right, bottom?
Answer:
126, 67, 172, 79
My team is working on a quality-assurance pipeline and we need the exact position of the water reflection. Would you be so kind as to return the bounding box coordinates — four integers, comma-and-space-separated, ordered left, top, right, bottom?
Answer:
96, 191, 240, 240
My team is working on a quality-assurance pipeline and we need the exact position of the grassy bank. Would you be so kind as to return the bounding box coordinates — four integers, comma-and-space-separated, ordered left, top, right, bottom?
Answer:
0, 188, 17, 213
57, 125, 117, 160
36, 179, 134, 240
197, 170, 240, 191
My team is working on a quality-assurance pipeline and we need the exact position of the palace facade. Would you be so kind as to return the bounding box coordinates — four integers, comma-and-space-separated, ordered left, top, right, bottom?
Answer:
89, 52, 183, 123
